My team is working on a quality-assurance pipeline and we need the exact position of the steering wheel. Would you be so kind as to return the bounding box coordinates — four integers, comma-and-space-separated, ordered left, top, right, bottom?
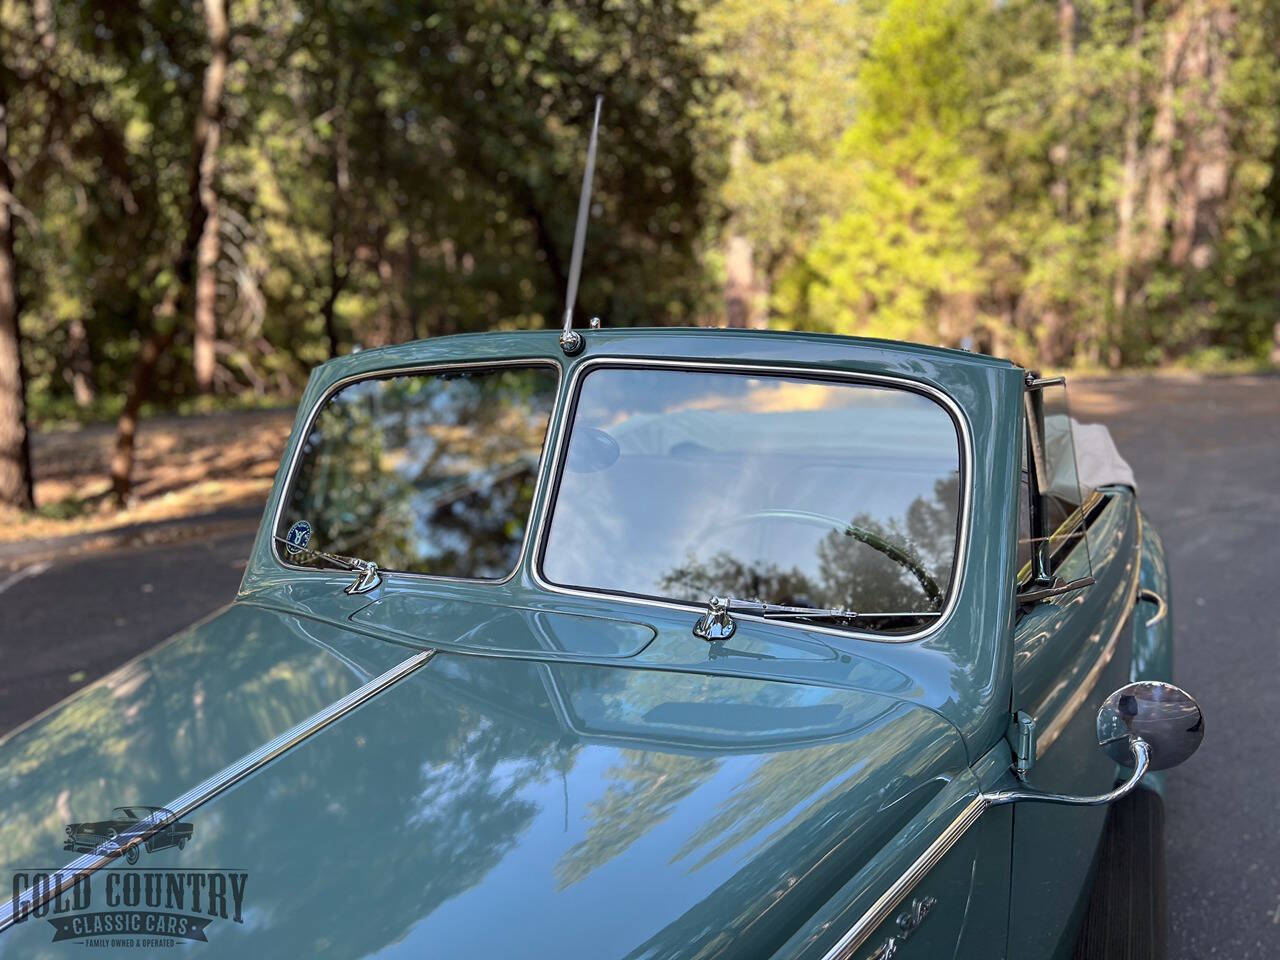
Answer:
702, 508, 944, 606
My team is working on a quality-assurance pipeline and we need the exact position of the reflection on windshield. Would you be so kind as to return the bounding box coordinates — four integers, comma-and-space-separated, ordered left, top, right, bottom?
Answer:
542, 368, 962, 628
279, 365, 557, 579
659, 475, 960, 617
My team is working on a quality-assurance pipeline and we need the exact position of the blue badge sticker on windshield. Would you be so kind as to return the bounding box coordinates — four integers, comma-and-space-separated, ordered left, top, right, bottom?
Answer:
284, 520, 312, 556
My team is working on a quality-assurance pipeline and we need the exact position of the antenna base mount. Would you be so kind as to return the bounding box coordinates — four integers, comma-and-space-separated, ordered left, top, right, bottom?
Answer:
559, 329, 585, 356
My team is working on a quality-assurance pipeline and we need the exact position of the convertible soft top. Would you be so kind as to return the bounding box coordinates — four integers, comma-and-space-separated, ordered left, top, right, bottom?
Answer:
1072, 420, 1137, 494
1044, 416, 1138, 500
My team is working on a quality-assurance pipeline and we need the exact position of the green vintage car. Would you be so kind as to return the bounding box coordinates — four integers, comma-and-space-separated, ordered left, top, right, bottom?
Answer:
0, 328, 1201, 959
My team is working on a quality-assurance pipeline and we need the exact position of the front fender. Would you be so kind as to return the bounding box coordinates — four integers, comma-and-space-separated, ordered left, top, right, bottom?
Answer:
1129, 512, 1174, 796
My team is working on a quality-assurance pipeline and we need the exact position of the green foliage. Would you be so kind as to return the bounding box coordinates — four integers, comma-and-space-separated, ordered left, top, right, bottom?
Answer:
5, 0, 720, 423
5, 0, 1280, 431
787, 0, 993, 342
713, 0, 1280, 367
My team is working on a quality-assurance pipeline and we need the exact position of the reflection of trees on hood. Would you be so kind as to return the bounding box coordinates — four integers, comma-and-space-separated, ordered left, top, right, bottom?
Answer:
555, 692, 940, 956
658, 473, 960, 617
672, 702, 915, 870
621, 710, 951, 960
207, 661, 568, 958
0, 631, 573, 959
0, 610, 365, 876
555, 750, 720, 890
553, 665, 898, 890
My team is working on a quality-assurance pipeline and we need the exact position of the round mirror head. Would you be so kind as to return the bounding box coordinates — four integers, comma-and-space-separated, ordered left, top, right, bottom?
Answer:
1097, 680, 1204, 771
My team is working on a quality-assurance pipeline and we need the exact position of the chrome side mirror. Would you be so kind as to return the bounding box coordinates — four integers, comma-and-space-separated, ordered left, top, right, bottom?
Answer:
1097, 680, 1203, 771
986, 680, 1203, 807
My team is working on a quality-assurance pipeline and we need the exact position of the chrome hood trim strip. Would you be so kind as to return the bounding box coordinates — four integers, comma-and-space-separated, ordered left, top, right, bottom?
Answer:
0, 649, 435, 934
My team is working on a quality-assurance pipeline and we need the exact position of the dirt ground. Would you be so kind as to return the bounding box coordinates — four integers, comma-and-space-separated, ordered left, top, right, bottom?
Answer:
0, 408, 294, 543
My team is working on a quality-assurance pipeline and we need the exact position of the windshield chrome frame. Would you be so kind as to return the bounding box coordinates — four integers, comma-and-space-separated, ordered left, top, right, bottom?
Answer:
530, 357, 974, 644
269, 357, 563, 586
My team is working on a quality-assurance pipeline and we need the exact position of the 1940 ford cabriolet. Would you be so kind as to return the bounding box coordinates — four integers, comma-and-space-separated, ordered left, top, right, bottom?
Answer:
0, 327, 1201, 960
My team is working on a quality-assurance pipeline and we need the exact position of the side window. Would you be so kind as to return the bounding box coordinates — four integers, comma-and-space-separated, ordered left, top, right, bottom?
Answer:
1020, 379, 1093, 590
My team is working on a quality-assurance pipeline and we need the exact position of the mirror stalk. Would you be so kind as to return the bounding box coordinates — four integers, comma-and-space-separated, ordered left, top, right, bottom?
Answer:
985, 738, 1150, 807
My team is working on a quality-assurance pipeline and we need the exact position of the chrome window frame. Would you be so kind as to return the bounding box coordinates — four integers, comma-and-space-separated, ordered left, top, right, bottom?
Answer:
269, 358, 563, 586
530, 357, 974, 644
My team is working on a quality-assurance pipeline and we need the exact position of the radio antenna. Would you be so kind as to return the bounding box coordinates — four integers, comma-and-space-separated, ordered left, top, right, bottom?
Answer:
559, 95, 603, 356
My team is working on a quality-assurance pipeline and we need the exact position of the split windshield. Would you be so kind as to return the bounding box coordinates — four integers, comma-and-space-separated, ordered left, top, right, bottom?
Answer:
277, 365, 558, 579
540, 366, 965, 632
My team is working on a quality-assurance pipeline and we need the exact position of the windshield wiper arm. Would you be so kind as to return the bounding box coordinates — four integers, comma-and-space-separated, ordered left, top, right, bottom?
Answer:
692, 595, 854, 641
272, 536, 383, 595
729, 598, 860, 621
692, 595, 941, 641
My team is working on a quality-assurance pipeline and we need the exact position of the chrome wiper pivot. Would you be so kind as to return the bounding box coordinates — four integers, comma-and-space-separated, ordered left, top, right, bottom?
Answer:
273, 536, 383, 595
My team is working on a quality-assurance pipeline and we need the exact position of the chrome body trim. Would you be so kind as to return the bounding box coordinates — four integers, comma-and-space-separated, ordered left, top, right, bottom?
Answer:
268, 358, 562, 587
819, 794, 988, 960
1138, 587, 1167, 628
0, 649, 435, 934
530, 357, 975, 645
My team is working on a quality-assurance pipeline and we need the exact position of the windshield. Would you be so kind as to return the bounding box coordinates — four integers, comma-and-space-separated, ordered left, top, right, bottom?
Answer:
277, 364, 558, 579
540, 366, 964, 632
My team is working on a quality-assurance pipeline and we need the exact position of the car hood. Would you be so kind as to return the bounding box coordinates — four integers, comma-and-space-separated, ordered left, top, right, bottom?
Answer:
0, 602, 968, 959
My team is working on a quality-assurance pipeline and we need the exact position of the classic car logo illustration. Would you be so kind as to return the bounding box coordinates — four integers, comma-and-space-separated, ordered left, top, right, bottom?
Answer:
64, 806, 194, 866
283, 519, 312, 555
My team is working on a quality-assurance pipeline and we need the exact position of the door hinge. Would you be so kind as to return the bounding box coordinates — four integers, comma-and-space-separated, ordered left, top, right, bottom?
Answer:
1007, 711, 1037, 780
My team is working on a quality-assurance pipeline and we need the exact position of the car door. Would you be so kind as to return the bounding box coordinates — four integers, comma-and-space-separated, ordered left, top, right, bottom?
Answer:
1006, 380, 1143, 959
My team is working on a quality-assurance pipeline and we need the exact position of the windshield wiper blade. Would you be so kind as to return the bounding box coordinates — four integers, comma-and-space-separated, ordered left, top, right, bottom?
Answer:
272, 536, 382, 595
728, 598, 860, 621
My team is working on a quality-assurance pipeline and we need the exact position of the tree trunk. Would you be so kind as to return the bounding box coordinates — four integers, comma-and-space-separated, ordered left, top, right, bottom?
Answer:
404, 230, 419, 340
0, 84, 34, 511
66, 317, 96, 407
1137, 2, 1191, 266
110, 327, 177, 505
1040, 0, 1076, 365
321, 60, 349, 359
193, 0, 230, 393
1169, 0, 1233, 271
723, 137, 767, 329
1109, 0, 1145, 369
111, 0, 228, 503
1049, 0, 1075, 218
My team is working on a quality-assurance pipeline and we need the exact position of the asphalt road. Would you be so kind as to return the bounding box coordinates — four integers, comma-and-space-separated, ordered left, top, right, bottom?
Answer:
0, 528, 255, 735
1068, 375, 1280, 960
0, 373, 1275, 958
